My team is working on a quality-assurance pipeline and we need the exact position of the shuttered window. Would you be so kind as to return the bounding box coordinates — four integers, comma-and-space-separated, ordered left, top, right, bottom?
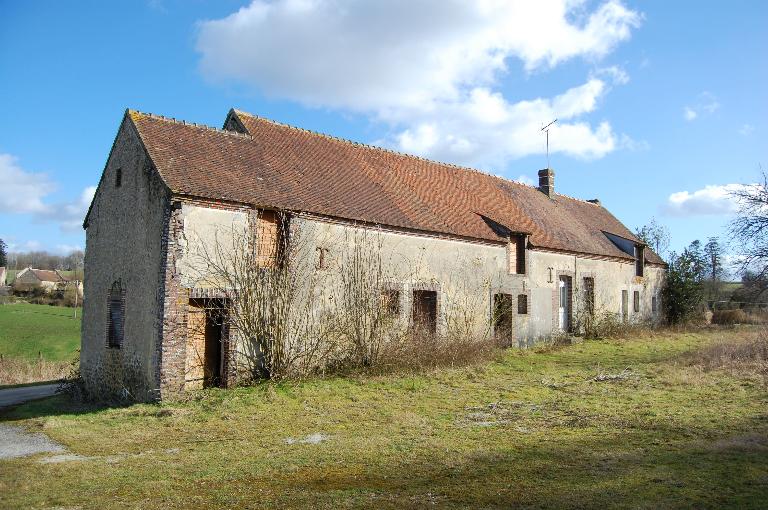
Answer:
517, 294, 528, 315
583, 277, 595, 316
106, 282, 125, 348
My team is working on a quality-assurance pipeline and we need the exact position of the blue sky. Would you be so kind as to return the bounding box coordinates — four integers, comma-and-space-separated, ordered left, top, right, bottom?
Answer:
1, 0, 766, 263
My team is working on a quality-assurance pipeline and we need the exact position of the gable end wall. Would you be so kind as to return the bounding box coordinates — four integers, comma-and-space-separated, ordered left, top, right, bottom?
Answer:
80, 118, 171, 401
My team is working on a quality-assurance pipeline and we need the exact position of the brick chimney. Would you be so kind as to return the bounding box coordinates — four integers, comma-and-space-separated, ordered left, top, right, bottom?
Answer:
538, 168, 555, 198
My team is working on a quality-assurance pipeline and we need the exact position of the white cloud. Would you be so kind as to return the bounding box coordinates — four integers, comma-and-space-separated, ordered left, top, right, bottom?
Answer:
683, 92, 720, 122
0, 153, 95, 232
6, 240, 43, 252
516, 174, 535, 186
55, 244, 84, 255
663, 184, 746, 217
196, 0, 642, 167
594, 65, 630, 85
618, 133, 650, 151
0, 153, 56, 215
739, 124, 754, 136
387, 80, 618, 167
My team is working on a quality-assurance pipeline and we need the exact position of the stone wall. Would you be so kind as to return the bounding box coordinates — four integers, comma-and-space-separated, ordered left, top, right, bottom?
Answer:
80, 117, 170, 401
85, 172, 666, 397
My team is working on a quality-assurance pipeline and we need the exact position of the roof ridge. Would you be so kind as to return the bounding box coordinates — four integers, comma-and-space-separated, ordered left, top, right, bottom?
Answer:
552, 190, 603, 206
133, 107, 600, 206
232, 109, 544, 193
128, 109, 254, 141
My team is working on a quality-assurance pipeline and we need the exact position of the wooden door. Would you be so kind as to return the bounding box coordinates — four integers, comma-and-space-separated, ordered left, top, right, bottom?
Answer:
558, 276, 571, 331
185, 302, 207, 390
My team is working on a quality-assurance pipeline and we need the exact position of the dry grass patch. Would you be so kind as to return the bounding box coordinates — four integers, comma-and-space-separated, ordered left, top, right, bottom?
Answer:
0, 357, 69, 386
685, 328, 768, 384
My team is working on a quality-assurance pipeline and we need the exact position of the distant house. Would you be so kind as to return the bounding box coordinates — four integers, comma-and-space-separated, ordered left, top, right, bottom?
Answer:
12, 268, 69, 293
0, 267, 6, 286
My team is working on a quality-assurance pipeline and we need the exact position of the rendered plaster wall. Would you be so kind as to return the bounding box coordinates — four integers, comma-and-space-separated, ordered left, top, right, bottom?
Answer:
527, 249, 665, 338
169, 208, 665, 383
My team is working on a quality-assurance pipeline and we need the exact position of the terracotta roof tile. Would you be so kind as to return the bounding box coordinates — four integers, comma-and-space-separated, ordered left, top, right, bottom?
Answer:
30, 269, 66, 282
127, 109, 664, 264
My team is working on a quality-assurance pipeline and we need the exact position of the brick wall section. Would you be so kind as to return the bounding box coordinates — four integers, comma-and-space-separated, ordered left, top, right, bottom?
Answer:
157, 202, 189, 398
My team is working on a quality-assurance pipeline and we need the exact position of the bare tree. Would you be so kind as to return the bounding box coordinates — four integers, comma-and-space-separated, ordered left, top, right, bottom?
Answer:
186, 213, 334, 381
329, 227, 406, 367
635, 218, 671, 259
729, 171, 768, 278
704, 236, 724, 301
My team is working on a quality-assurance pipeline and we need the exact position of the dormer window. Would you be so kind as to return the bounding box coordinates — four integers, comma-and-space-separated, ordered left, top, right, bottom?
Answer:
603, 232, 646, 277
634, 245, 645, 277
508, 235, 526, 275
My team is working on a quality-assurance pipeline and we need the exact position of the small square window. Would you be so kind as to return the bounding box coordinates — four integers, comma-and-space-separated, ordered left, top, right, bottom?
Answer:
316, 247, 330, 270
115, 168, 122, 188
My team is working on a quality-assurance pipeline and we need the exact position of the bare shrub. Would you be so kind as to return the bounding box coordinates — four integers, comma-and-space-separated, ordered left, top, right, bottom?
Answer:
328, 228, 405, 367
0, 357, 69, 386
746, 308, 768, 324
187, 213, 334, 381
712, 309, 768, 326
712, 309, 748, 325
187, 215, 509, 381
576, 301, 654, 340
357, 332, 499, 375
56, 355, 87, 401
687, 330, 768, 384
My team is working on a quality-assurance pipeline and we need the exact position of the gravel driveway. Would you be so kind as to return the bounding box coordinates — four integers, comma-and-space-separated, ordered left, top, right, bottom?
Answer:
0, 383, 63, 460
0, 424, 65, 459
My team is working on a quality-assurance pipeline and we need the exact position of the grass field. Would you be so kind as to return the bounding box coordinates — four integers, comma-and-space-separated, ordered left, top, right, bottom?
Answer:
0, 303, 81, 361
1, 328, 766, 508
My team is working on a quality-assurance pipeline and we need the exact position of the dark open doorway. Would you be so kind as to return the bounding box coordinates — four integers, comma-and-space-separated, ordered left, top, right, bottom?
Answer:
493, 293, 515, 346
412, 290, 437, 335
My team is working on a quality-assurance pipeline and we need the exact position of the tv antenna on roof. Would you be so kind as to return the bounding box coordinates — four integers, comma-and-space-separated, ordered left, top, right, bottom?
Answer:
541, 118, 557, 169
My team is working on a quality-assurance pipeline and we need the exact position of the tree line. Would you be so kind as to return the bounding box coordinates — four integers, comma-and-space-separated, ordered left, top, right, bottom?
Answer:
636, 171, 767, 324
0, 240, 84, 274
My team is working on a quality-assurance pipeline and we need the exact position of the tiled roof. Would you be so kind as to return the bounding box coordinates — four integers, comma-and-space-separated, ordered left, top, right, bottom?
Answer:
126, 109, 664, 264
31, 269, 66, 282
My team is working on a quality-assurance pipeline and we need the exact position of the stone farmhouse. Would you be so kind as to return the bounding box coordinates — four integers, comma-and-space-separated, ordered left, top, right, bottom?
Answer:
12, 267, 70, 293
81, 109, 665, 400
